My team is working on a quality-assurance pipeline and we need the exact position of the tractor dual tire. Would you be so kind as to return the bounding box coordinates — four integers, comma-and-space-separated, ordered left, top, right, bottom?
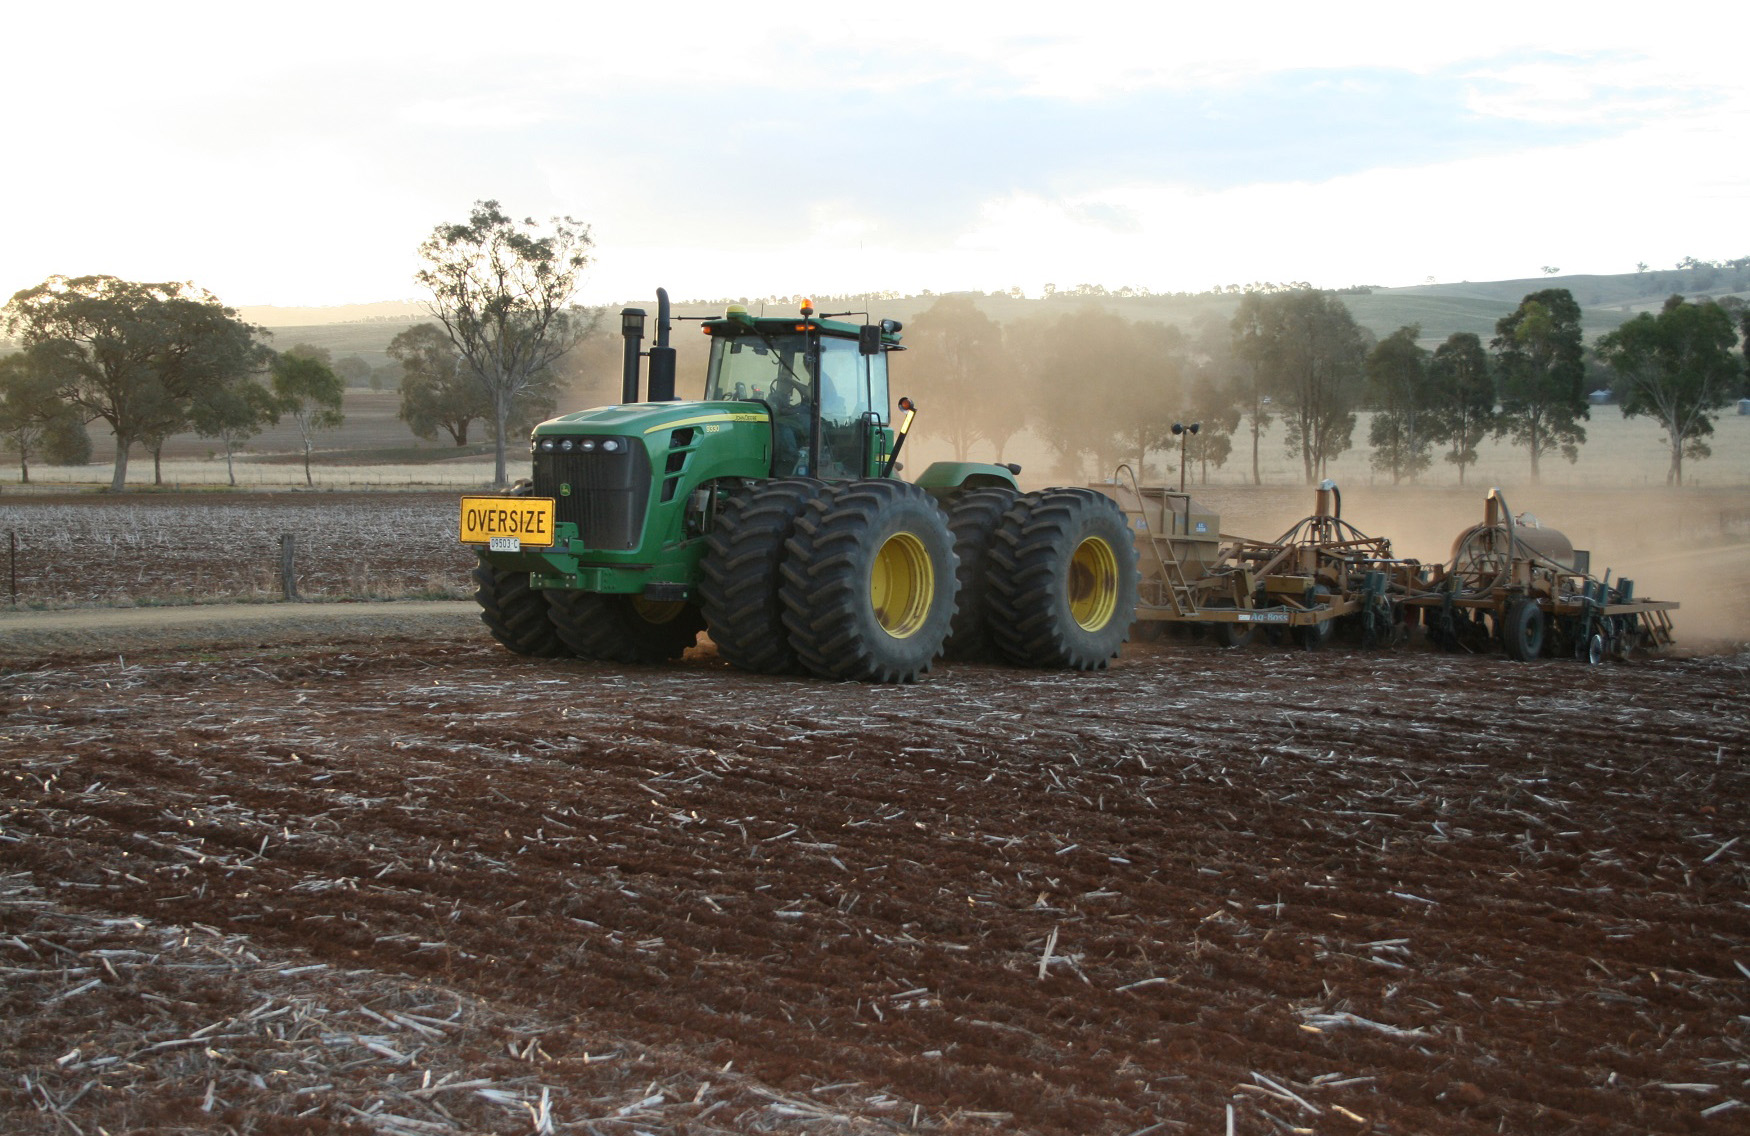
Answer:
985, 488, 1140, 670
472, 555, 570, 658
1501, 598, 1546, 661
780, 479, 959, 683
698, 478, 825, 674
940, 486, 1019, 660
545, 589, 704, 664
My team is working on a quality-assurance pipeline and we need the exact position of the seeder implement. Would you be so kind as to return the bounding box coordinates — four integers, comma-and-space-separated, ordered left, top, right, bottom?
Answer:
1404, 488, 1677, 662
1107, 473, 1677, 662
1104, 473, 1421, 649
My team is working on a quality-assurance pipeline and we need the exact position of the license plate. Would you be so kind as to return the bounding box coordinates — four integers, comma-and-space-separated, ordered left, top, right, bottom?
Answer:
459, 496, 556, 548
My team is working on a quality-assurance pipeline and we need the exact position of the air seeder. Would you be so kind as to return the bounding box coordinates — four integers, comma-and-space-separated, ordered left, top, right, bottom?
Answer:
1103, 476, 1678, 662
1405, 489, 1677, 662
459, 290, 1139, 682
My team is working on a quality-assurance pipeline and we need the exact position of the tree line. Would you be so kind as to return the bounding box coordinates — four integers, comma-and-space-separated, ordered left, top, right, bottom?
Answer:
0, 277, 349, 490
5, 209, 1746, 493
0, 201, 599, 490
906, 288, 1750, 487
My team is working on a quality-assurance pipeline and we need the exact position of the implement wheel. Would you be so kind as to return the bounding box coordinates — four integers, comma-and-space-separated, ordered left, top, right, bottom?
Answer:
1294, 585, 1337, 650
940, 486, 1018, 660
472, 555, 570, 658
545, 590, 704, 663
1502, 598, 1546, 661
986, 488, 1140, 670
1204, 602, 1255, 649
698, 478, 824, 674
779, 479, 958, 683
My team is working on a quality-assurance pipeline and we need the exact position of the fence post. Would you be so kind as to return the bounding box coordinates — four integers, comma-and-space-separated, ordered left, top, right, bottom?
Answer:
8, 531, 15, 608
279, 534, 298, 601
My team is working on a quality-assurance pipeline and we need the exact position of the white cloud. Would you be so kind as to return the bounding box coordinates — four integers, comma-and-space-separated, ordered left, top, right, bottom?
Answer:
3, 1, 1747, 306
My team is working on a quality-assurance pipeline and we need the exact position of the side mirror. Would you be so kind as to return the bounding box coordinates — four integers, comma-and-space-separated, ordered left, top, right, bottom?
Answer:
858, 324, 882, 355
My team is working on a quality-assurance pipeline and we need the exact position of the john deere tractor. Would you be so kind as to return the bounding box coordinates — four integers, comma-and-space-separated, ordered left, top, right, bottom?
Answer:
459, 289, 1138, 682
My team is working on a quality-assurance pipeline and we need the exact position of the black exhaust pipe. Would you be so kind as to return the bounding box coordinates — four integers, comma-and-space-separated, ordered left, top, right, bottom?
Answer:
647, 287, 677, 401
620, 305, 645, 403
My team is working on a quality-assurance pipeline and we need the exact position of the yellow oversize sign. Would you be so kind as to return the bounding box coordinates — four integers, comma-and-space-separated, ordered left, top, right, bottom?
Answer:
459, 497, 557, 547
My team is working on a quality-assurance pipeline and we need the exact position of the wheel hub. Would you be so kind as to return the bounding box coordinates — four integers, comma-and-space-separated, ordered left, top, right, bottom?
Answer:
870, 531, 933, 639
1067, 536, 1119, 632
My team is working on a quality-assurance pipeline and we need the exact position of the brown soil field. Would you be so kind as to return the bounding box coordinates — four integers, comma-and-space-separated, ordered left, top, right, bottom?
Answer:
2, 604, 1747, 1134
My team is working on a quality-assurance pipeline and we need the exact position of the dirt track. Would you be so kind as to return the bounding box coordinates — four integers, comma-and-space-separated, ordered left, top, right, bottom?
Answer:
2, 612, 1748, 1135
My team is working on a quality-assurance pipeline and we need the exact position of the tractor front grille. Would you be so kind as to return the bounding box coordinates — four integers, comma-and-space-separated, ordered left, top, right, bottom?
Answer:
532, 443, 652, 551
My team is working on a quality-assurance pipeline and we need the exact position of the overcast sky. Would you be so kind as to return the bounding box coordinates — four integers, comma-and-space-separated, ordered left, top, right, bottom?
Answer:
5, 1, 1746, 309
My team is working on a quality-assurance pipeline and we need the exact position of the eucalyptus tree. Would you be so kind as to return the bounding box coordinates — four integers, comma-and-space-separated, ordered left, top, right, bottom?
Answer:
0, 352, 88, 482
272, 346, 346, 487
1256, 290, 1368, 484
1, 275, 264, 490
1493, 289, 1588, 482
190, 370, 280, 486
416, 201, 596, 487
1426, 332, 1495, 486
1597, 295, 1742, 485
390, 322, 486, 446
1365, 325, 1434, 484
1228, 291, 1275, 485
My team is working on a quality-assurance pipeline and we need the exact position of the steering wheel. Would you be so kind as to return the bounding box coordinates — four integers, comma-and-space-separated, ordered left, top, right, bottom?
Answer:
770, 373, 809, 410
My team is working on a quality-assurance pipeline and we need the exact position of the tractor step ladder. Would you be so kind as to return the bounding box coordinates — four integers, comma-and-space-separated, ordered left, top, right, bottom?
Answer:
1113, 464, 1200, 618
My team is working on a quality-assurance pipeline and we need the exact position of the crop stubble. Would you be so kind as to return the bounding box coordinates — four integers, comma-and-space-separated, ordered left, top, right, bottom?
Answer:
0, 493, 472, 607
2, 625, 1747, 1134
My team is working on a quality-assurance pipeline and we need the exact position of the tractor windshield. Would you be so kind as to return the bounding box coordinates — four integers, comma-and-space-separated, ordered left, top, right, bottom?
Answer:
705, 329, 889, 478
704, 331, 808, 405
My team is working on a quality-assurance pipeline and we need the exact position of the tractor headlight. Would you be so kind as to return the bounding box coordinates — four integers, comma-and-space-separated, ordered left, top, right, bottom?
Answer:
601, 439, 622, 453
539, 438, 555, 452
580, 439, 597, 452
560, 438, 575, 452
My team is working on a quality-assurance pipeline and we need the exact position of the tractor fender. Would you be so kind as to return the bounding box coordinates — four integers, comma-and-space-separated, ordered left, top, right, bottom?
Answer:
913, 460, 1022, 497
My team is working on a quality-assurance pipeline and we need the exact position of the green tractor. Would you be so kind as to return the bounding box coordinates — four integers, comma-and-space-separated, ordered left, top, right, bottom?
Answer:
459, 289, 1138, 682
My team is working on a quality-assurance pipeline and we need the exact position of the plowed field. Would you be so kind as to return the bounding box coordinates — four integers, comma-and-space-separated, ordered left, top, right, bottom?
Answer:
3, 616, 1747, 1135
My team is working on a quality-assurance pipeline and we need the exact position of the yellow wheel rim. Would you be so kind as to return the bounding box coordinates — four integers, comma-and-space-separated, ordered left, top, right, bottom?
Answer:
1068, 535, 1119, 632
631, 597, 687, 624
870, 531, 934, 639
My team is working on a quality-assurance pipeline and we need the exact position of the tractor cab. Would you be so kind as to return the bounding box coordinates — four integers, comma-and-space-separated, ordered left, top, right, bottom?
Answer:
701, 302, 899, 479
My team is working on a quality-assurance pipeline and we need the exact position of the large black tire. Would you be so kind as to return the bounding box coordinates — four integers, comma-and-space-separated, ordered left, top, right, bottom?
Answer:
940, 486, 1019, 660
545, 589, 704, 663
472, 555, 570, 658
779, 479, 959, 683
985, 488, 1140, 670
698, 478, 824, 674
1502, 598, 1546, 661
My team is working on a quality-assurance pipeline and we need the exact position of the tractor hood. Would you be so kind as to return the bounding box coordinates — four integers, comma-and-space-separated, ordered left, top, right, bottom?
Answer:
532, 399, 770, 441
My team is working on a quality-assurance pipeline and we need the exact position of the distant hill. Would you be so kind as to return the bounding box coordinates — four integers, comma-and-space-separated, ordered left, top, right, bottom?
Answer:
17, 265, 1732, 363
238, 300, 427, 328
